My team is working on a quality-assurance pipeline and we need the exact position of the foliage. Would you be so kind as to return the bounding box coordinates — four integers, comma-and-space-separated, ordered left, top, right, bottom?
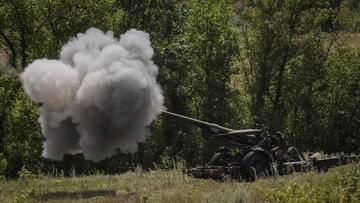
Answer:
338, 0, 360, 32
0, 0, 119, 68
18, 166, 37, 185
319, 45, 360, 152
256, 163, 360, 202
185, 0, 242, 123
239, 0, 331, 129
0, 75, 43, 177
237, 0, 360, 152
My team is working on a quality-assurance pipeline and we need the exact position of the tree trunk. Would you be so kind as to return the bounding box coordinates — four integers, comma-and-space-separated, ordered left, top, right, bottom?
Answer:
20, 29, 27, 69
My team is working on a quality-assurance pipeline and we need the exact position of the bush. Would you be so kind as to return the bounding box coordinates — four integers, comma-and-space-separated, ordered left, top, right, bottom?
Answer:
255, 163, 360, 202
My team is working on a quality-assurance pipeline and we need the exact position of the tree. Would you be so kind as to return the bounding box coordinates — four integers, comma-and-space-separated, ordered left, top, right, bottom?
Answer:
179, 0, 247, 161
0, 75, 44, 177
0, 0, 118, 69
337, 0, 360, 32
320, 45, 360, 152
0, 76, 22, 154
237, 0, 360, 153
238, 0, 334, 138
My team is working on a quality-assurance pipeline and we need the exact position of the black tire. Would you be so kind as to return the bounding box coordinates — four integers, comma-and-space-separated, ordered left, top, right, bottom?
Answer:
209, 152, 232, 166
241, 151, 272, 181
209, 153, 223, 166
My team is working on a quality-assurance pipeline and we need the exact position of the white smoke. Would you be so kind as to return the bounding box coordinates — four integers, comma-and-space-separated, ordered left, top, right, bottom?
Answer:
21, 28, 164, 162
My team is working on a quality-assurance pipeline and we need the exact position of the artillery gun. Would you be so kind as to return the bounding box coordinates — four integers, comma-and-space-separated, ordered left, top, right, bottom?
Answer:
162, 111, 360, 181
162, 111, 302, 181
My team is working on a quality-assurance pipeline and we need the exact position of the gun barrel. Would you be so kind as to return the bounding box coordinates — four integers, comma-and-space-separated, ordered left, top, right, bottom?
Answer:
162, 111, 233, 134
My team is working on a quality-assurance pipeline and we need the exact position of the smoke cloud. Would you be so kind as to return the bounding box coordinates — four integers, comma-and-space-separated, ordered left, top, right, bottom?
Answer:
21, 28, 164, 161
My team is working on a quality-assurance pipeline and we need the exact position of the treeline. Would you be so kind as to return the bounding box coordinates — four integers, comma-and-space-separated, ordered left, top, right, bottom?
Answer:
0, 0, 359, 178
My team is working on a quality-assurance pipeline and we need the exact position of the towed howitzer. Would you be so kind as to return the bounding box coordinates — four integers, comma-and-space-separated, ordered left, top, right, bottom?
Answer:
162, 111, 360, 181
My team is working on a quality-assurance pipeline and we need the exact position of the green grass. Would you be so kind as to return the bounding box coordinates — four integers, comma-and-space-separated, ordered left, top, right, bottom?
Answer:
0, 169, 249, 203
253, 163, 360, 203
1, 162, 360, 203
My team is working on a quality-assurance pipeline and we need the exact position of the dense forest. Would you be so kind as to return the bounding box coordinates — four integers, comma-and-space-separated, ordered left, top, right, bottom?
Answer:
0, 0, 359, 178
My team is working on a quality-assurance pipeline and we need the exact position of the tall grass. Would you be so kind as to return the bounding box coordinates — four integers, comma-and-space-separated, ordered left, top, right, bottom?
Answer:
0, 162, 359, 202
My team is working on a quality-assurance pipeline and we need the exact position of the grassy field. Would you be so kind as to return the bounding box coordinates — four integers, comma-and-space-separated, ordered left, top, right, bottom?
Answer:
1, 162, 360, 203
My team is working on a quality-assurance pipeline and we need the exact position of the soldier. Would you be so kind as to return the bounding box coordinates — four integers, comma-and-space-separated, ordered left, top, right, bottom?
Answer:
308, 152, 321, 161
270, 131, 287, 162
271, 131, 303, 162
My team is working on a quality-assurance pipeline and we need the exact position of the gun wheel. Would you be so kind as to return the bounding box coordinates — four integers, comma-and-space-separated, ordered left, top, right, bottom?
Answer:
209, 150, 233, 166
209, 153, 223, 166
